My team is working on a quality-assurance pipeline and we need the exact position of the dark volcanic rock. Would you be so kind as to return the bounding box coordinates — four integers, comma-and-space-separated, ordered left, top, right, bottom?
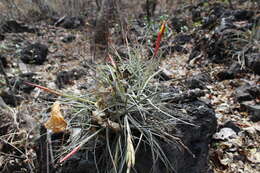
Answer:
58, 152, 96, 173
55, 71, 73, 89
0, 90, 23, 107
135, 101, 217, 173
202, 15, 217, 29
55, 16, 85, 29
10, 73, 39, 93
222, 121, 241, 133
0, 33, 4, 41
173, 45, 188, 54
215, 17, 236, 33
216, 62, 242, 80
235, 84, 260, 102
246, 53, 260, 75
175, 101, 217, 173
233, 10, 254, 21
192, 9, 202, 22
154, 70, 171, 81
20, 43, 48, 65
186, 73, 211, 89
241, 102, 260, 122
0, 20, 37, 33
206, 32, 232, 63
55, 68, 86, 89
58, 100, 217, 173
174, 34, 192, 45
0, 55, 8, 68
235, 86, 252, 102
170, 17, 187, 33
61, 35, 76, 43
193, 6, 258, 66
161, 45, 188, 57
211, 3, 226, 18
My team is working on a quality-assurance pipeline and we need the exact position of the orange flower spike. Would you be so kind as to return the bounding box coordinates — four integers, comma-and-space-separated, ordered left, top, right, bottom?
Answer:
154, 21, 166, 57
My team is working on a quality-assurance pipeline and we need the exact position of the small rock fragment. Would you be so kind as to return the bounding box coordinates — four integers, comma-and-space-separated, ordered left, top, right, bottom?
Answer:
61, 35, 76, 43
246, 53, 260, 75
234, 84, 260, 102
55, 16, 84, 29
170, 17, 187, 33
0, 90, 23, 107
0, 55, 8, 68
20, 43, 48, 65
223, 121, 241, 133
186, 73, 211, 89
233, 10, 254, 21
10, 73, 39, 93
1, 20, 37, 33
192, 9, 202, 22
241, 102, 260, 122
246, 148, 260, 163
0, 33, 4, 41
154, 69, 172, 81
174, 34, 192, 45
216, 63, 242, 80
55, 69, 86, 89
213, 128, 237, 140
202, 15, 217, 29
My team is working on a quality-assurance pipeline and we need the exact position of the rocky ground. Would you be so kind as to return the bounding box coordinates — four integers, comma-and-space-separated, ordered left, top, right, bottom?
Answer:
0, 0, 259, 173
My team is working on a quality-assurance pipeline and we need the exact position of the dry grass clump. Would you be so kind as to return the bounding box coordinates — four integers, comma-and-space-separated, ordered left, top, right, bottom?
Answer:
0, 0, 95, 21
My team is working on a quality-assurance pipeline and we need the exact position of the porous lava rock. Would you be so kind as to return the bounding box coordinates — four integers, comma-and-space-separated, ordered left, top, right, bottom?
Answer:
57, 100, 217, 173
0, 33, 4, 41
55, 16, 85, 29
10, 73, 39, 93
216, 62, 243, 80
241, 102, 260, 122
55, 68, 86, 89
0, 20, 37, 33
235, 83, 260, 102
0, 90, 23, 107
0, 55, 8, 68
246, 53, 260, 75
61, 35, 76, 43
186, 73, 211, 89
20, 43, 48, 65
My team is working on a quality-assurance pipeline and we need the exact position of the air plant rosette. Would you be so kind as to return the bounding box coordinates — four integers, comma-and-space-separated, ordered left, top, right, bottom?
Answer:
27, 23, 192, 172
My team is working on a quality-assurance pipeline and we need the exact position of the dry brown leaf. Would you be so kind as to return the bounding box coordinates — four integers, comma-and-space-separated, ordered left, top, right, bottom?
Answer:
45, 102, 67, 133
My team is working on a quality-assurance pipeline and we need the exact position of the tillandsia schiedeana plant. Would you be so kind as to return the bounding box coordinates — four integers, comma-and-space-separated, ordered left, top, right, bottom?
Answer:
26, 44, 192, 172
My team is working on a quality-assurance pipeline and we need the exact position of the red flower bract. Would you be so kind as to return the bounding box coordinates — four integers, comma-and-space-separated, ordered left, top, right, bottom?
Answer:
154, 21, 166, 57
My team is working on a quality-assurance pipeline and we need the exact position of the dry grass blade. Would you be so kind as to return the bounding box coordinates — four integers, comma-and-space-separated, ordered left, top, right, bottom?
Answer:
24, 82, 96, 105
